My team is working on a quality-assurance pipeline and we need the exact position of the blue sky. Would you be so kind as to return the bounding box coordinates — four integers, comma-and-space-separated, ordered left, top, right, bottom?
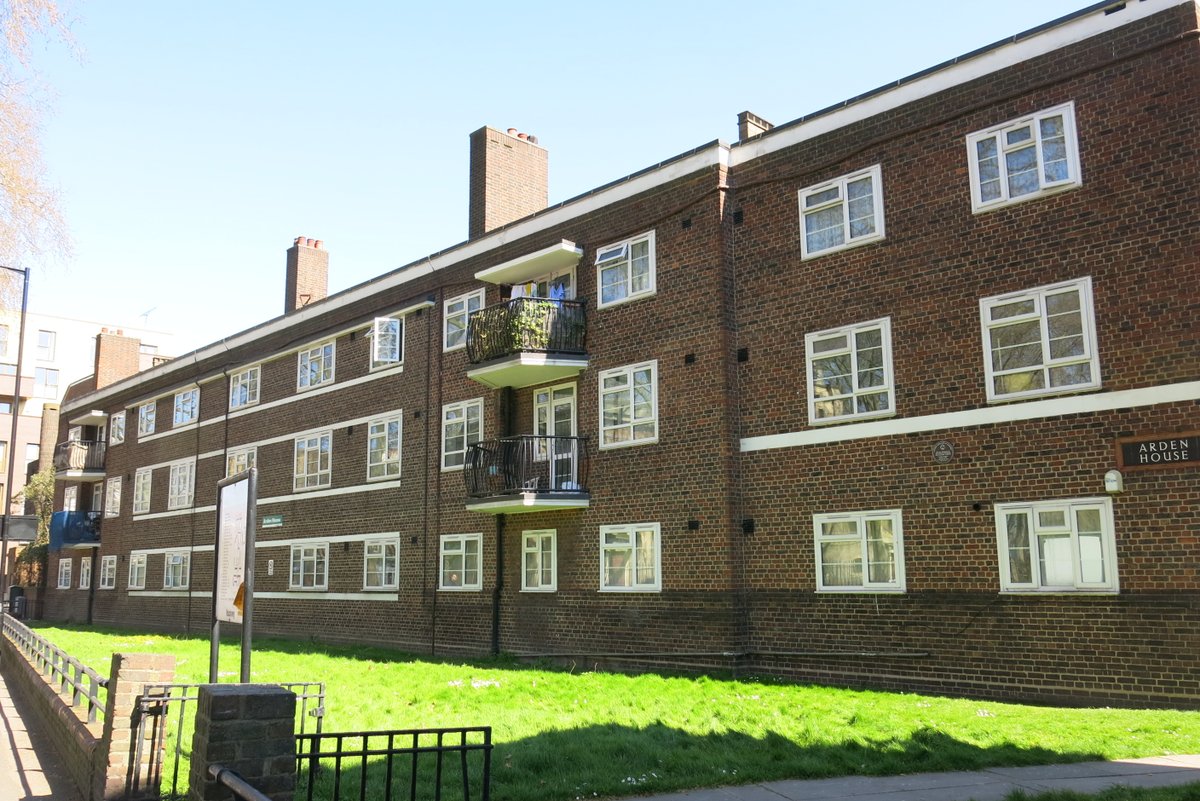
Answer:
31, 0, 1092, 354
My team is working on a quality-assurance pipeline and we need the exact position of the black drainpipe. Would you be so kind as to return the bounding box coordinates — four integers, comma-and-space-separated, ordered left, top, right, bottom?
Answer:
492, 513, 505, 656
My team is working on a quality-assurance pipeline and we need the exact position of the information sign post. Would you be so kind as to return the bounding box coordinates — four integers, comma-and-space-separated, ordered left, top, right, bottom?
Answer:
211, 468, 257, 682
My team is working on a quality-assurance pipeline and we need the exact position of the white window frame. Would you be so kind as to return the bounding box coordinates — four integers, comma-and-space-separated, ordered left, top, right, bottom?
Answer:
980, 277, 1100, 403
370, 317, 404, 371
63, 486, 77, 512
596, 230, 656, 309
363, 539, 399, 591
521, 529, 557, 593
297, 340, 335, 391
995, 498, 1118, 593
36, 329, 55, 360
813, 510, 906, 593
173, 387, 199, 427
805, 318, 895, 425
798, 165, 885, 259
109, 411, 125, 445
293, 432, 332, 491
133, 468, 152, 515
167, 460, 195, 510
441, 399, 483, 471
137, 401, 156, 436
290, 542, 329, 591
439, 533, 482, 591
163, 551, 190, 590
91, 483, 103, 513
229, 366, 261, 409
57, 558, 72, 589
443, 289, 484, 352
966, 101, 1081, 213
128, 554, 147, 590
78, 558, 91, 589
599, 523, 661, 593
99, 555, 117, 590
598, 361, 658, 449
226, 446, 257, 478
367, 414, 402, 481
104, 476, 121, 518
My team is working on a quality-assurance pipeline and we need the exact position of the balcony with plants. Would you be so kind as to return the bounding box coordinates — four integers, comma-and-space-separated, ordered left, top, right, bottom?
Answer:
465, 297, 588, 389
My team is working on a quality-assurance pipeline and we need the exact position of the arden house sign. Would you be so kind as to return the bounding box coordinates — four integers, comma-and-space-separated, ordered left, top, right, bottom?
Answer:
1115, 433, 1200, 471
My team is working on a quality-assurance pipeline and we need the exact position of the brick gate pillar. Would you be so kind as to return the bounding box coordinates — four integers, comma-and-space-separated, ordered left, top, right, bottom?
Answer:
93, 652, 176, 800
188, 684, 296, 801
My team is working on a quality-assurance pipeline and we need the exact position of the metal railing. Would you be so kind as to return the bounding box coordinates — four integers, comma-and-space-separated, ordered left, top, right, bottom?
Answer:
464, 435, 589, 499
52, 439, 107, 471
134, 681, 326, 800
465, 297, 586, 364
296, 726, 492, 801
49, 510, 101, 550
1, 616, 108, 723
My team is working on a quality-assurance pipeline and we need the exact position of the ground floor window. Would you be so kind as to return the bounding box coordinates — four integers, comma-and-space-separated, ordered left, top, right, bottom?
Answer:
57, 558, 72, 589
99, 555, 117, 589
363, 539, 398, 590
164, 551, 190, 590
290, 543, 329, 590
522, 530, 556, 592
995, 497, 1117, 592
439, 533, 481, 590
600, 523, 661, 592
79, 558, 92, 590
128, 554, 147, 590
813, 509, 905, 592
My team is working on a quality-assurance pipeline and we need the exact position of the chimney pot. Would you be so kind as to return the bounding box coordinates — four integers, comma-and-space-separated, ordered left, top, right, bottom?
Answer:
314, 239, 323, 249
528, 134, 538, 145
294, 236, 304, 246
506, 127, 518, 136
517, 132, 528, 140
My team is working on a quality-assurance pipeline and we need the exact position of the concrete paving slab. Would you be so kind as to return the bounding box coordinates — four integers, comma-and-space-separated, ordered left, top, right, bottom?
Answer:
0, 664, 84, 801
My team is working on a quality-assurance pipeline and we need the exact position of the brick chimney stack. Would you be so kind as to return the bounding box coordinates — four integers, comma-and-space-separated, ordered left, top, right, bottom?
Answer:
285, 236, 329, 314
94, 329, 142, 390
38, 403, 59, 472
468, 126, 548, 240
737, 111, 774, 142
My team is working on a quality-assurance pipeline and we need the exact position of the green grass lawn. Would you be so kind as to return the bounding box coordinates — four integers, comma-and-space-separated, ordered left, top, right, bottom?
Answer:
27, 624, 1200, 801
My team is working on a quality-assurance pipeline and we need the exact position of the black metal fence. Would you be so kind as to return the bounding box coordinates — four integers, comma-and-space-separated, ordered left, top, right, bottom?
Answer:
1, 615, 107, 722
132, 681, 325, 799
465, 297, 586, 364
295, 727, 492, 801
464, 435, 589, 498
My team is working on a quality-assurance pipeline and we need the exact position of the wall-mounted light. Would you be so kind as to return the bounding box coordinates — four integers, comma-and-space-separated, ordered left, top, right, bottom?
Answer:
1104, 469, 1124, 494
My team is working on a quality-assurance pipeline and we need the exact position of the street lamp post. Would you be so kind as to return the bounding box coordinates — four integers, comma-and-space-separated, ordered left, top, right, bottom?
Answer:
0, 265, 29, 621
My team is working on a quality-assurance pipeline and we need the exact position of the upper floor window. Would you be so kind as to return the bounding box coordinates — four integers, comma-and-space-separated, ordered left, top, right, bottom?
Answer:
104, 476, 121, 518
294, 432, 332, 491
596, 231, 655, 308
164, 551, 190, 590
980, 277, 1099, 402
805, 318, 894, 424
441, 399, 482, 471
33, 367, 58, 398
226, 446, 256, 477
99, 555, 117, 589
63, 485, 77, 512
137, 401, 156, 436
230, 366, 260, 409
36, 329, 55, 360
367, 414, 402, 481
995, 498, 1117, 593
814, 510, 905, 592
167, 460, 195, 510
109, 412, 125, 445
133, 468, 152, 515
599, 361, 658, 449
173, 388, 199, 426
798, 165, 884, 259
600, 523, 661, 592
128, 554, 147, 590
297, 341, 335, 390
439, 533, 481, 591
371, 317, 404, 370
363, 539, 398, 591
444, 289, 484, 351
966, 102, 1080, 213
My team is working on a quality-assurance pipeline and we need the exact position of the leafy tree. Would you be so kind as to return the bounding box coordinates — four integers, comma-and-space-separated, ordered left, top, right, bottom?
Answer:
15, 462, 54, 544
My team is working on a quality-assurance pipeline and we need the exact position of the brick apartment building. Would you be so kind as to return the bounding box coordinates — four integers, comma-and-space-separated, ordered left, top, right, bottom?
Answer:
40, 0, 1199, 708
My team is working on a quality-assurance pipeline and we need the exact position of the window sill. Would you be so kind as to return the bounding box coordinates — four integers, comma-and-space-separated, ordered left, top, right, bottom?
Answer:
986, 382, 1102, 405
999, 588, 1118, 596
598, 436, 658, 452
970, 181, 1081, 215
808, 409, 896, 427
800, 233, 885, 261
596, 289, 657, 311
815, 587, 905, 594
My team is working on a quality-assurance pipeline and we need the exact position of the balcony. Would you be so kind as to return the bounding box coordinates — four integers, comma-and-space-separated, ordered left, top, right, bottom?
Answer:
465, 298, 588, 389
49, 511, 101, 550
53, 440, 107, 482
464, 435, 590, 514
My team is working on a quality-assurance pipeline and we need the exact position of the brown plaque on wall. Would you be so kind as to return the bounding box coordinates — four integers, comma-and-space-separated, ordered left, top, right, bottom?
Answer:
1115, 432, 1200, 471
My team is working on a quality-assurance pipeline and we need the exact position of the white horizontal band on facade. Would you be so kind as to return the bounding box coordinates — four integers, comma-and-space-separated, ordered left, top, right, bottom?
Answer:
132, 505, 217, 522
740, 381, 1200, 453
254, 532, 400, 548
253, 592, 399, 602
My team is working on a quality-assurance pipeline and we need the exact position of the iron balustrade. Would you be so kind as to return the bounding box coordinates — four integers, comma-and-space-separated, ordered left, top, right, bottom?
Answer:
295, 726, 492, 801
464, 436, 589, 498
52, 439, 107, 471
49, 510, 101, 550
465, 297, 586, 365
1, 615, 108, 723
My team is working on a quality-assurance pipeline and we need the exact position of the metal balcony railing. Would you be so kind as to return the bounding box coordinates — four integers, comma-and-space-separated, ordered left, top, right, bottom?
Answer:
53, 440, 107, 471
49, 511, 101, 550
465, 298, 586, 365
464, 436, 589, 499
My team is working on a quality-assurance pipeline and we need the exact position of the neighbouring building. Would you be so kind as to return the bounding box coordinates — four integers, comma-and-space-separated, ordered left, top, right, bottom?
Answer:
41, 0, 1199, 708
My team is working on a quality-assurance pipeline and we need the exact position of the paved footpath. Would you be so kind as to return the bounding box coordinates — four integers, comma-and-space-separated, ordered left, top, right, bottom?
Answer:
630, 756, 1200, 801
0, 664, 84, 801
